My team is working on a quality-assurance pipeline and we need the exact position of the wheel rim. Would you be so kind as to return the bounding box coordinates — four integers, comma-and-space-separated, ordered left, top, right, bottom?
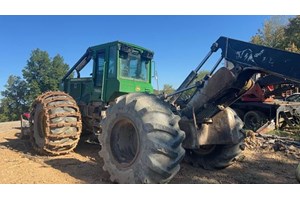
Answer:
110, 118, 139, 168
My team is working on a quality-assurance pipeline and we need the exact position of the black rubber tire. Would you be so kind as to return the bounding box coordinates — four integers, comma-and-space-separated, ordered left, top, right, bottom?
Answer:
184, 140, 244, 170
82, 116, 93, 134
244, 110, 267, 131
30, 91, 82, 156
99, 93, 185, 183
296, 162, 300, 183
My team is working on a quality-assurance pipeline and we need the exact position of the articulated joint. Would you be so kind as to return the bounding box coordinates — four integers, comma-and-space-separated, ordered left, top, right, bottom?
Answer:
180, 107, 245, 149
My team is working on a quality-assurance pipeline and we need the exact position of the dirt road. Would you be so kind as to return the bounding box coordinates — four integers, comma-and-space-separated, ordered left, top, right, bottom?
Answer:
0, 121, 299, 184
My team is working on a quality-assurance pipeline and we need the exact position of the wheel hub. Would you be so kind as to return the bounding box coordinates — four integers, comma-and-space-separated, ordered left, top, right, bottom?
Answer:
110, 118, 139, 168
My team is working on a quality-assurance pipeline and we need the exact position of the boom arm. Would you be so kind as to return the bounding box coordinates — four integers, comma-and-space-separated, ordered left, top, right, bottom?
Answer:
177, 37, 300, 121
217, 37, 300, 82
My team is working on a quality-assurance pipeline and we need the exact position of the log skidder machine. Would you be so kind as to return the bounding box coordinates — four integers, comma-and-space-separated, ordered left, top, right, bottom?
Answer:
29, 37, 300, 183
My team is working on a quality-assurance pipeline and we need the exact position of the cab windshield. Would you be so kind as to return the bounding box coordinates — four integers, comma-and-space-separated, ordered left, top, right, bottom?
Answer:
120, 50, 149, 82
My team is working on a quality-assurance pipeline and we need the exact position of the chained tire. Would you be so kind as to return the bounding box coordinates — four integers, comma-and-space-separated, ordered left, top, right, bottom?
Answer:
30, 91, 82, 156
184, 140, 244, 170
99, 93, 185, 183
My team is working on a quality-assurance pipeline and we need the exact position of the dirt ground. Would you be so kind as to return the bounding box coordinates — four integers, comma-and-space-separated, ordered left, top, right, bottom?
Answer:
0, 121, 299, 184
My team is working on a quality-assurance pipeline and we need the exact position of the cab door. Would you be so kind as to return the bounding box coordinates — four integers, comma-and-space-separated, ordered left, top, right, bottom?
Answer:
102, 45, 119, 102
91, 51, 106, 101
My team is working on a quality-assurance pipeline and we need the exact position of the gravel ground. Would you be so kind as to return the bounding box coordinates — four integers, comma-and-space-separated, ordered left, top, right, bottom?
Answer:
0, 121, 299, 184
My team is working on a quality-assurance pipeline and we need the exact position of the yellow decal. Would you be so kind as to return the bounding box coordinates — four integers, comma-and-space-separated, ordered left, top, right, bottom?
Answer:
135, 86, 141, 91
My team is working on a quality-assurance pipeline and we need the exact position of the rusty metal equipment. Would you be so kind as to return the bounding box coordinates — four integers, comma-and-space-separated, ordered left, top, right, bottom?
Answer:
231, 74, 300, 131
30, 91, 81, 155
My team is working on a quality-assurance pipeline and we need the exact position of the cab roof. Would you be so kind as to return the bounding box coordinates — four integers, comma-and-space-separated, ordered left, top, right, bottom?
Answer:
89, 41, 154, 54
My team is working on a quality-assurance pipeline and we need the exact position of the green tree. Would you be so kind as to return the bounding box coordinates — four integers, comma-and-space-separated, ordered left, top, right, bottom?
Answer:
0, 75, 29, 122
251, 16, 287, 49
180, 70, 210, 98
250, 15, 300, 54
22, 49, 69, 105
196, 70, 210, 81
284, 15, 300, 53
162, 84, 175, 95
0, 49, 70, 122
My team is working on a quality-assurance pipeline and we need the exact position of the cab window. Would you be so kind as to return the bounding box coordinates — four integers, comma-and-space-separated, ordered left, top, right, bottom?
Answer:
119, 51, 148, 81
95, 52, 105, 87
108, 46, 117, 78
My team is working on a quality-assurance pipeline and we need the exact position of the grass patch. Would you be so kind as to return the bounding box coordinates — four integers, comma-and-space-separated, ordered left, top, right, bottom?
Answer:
268, 129, 300, 141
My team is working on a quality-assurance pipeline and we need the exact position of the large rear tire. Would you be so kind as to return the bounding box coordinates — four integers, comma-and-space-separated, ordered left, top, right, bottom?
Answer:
99, 93, 185, 183
184, 141, 244, 169
30, 91, 82, 156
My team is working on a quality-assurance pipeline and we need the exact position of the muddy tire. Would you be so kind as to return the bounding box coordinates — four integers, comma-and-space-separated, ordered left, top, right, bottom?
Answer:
185, 140, 244, 170
30, 91, 82, 156
244, 110, 267, 131
99, 93, 185, 183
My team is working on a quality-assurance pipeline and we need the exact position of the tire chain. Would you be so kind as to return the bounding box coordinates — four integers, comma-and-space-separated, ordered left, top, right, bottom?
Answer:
30, 91, 82, 155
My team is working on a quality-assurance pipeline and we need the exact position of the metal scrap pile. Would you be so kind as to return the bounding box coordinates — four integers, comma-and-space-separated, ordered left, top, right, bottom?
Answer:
244, 130, 300, 159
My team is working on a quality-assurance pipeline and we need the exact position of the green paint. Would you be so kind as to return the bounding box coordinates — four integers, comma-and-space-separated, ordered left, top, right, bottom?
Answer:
61, 41, 154, 104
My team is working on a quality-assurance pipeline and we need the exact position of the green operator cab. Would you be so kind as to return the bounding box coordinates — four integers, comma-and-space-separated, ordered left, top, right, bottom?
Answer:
60, 41, 154, 104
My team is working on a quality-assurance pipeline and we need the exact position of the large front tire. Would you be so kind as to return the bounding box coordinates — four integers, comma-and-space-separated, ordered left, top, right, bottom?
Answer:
99, 93, 185, 183
30, 91, 82, 155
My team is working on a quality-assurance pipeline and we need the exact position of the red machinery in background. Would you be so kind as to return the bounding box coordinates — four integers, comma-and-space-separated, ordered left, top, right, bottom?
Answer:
232, 74, 300, 131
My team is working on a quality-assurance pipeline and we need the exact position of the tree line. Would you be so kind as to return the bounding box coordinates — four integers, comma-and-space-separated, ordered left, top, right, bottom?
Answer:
0, 16, 299, 122
251, 16, 300, 52
0, 49, 69, 122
